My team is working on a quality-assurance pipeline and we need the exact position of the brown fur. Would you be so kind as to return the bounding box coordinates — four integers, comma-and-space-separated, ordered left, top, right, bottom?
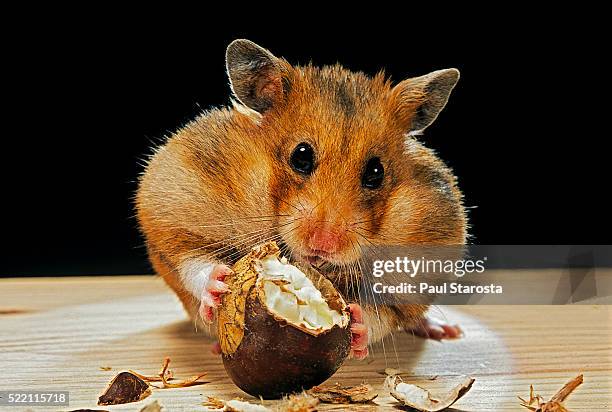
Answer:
136, 41, 466, 343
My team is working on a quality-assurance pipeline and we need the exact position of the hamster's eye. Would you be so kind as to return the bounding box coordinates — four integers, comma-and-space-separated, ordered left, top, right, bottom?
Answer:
362, 157, 384, 189
290, 142, 315, 175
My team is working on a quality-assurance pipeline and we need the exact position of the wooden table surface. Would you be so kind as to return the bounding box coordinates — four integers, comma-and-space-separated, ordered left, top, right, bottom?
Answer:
0, 275, 610, 411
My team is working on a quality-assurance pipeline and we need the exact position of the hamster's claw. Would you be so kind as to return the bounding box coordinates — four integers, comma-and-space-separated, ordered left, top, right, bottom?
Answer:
348, 303, 369, 360
198, 264, 231, 323
410, 316, 463, 340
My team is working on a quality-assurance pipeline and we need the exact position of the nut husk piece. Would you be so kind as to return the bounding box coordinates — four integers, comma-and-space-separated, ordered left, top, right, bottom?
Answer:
97, 371, 151, 406
519, 374, 583, 412
387, 375, 475, 412
203, 396, 226, 409
129, 357, 206, 389
139, 400, 163, 412
224, 399, 272, 411
281, 392, 320, 411
308, 383, 377, 403
218, 242, 351, 399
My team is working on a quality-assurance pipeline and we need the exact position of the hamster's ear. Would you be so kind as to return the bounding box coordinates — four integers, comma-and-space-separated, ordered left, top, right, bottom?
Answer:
226, 39, 289, 113
393, 68, 459, 134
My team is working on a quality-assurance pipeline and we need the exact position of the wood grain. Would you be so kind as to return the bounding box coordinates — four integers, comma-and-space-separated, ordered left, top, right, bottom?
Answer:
0, 275, 610, 411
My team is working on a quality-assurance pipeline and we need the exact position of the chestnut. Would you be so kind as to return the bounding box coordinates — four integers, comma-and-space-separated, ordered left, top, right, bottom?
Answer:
217, 242, 351, 399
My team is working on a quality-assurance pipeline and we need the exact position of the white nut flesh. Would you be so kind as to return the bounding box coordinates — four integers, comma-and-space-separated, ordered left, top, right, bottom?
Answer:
258, 255, 348, 332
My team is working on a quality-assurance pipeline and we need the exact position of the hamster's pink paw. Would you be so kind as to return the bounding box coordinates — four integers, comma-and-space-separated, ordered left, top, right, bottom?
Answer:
348, 303, 369, 360
198, 264, 231, 323
210, 341, 221, 355
410, 317, 463, 340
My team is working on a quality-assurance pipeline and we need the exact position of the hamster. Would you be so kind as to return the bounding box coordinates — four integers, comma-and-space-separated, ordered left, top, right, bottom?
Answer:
136, 39, 466, 359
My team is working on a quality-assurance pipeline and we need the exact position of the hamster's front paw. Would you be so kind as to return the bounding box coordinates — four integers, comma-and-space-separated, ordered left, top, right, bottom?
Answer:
348, 303, 369, 360
410, 316, 463, 340
198, 264, 231, 323
210, 341, 222, 355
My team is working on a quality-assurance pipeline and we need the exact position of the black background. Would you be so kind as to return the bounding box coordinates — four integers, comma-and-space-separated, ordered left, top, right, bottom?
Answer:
3, 13, 609, 276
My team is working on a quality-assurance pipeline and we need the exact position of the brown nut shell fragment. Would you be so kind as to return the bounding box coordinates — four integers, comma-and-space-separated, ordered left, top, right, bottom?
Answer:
387, 375, 475, 412
97, 371, 151, 406
308, 383, 378, 403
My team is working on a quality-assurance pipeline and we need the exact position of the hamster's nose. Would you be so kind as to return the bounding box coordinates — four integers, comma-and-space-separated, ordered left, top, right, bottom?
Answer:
308, 228, 342, 254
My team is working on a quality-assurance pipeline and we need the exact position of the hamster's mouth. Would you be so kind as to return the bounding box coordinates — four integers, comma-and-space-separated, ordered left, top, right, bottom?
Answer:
276, 238, 360, 274
303, 248, 339, 266
304, 254, 327, 267
299, 249, 348, 271
276, 238, 333, 269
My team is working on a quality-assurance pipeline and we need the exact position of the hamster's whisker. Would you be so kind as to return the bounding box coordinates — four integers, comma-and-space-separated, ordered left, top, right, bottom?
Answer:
151, 214, 288, 232
191, 220, 276, 229
357, 256, 386, 361
426, 304, 452, 327
353, 215, 423, 230
347, 238, 363, 304
213, 233, 284, 262
277, 229, 301, 264
227, 213, 292, 220
350, 228, 401, 364
293, 192, 309, 216
278, 242, 290, 260
190, 213, 292, 229
190, 226, 285, 254
267, 191, 303, 214
205, 233, 281, 263
352, 249, 365, 314
253, 226, 301, 254
353, 226, 407, 243
352, 230, 412, 260
204, 224, 300, 259
310, 187, 340, 218
351, 262, 359, 306
187, 218, 303, 259
351, 216, 378, 226
348, 229, 392, 264
388, 323, 401, 369
203, 222, 303, 262
340, 257, 353, 302
411, 315, 430, 343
